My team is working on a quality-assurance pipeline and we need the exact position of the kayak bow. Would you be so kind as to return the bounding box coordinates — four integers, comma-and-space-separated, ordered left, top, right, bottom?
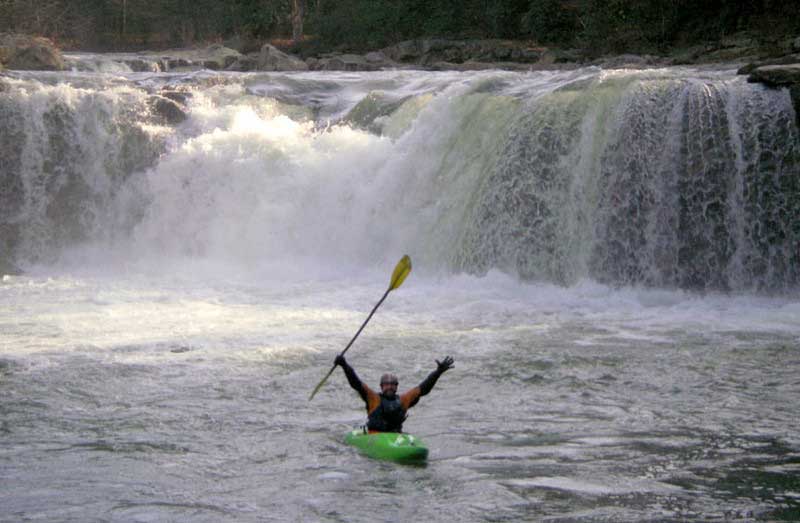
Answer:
344, 428, 428, 463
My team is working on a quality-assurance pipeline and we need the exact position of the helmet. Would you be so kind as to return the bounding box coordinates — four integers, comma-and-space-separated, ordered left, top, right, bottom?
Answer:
380, 373, 398, 386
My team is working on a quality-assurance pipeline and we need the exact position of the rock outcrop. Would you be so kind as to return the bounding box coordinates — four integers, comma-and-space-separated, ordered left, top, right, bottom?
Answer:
0, 33, 65, 71
148, 95, 188, 125
746, 64, 800, 128
381, 39, 544, 67
747, 64, 800, 87
258, 44, 308, 71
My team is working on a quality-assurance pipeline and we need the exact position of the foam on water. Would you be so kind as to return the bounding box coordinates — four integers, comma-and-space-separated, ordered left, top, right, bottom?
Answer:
4, 67, 797, 291
2, 64, 800, 521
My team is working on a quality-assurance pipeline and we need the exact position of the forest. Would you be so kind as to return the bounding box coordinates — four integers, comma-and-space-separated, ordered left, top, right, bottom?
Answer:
1, 0, 798, 55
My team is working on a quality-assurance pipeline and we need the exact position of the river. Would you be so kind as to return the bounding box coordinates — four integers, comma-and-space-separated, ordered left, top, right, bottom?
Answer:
1, 58, 799, 522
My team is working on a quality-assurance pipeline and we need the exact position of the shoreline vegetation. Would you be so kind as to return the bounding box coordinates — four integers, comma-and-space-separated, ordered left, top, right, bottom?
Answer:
1, 2, 798, 93
1, 1, 799, 129
0, 1, 798, 64
0, 1, 799, 121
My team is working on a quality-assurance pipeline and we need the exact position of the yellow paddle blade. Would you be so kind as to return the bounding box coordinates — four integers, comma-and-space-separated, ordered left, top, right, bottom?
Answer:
388, 255, 412, 291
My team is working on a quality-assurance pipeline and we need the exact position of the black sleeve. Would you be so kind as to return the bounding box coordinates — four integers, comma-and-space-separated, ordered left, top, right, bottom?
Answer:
418, 368, 444, 397
340, 359, 368, 403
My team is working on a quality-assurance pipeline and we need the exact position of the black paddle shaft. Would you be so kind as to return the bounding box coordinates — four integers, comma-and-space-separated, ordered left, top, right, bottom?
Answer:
339, 287, 390, 358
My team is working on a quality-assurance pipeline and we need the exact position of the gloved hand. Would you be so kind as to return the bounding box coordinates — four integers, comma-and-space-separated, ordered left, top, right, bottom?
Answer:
334, 354, 347, 367
436, 356, 454, 373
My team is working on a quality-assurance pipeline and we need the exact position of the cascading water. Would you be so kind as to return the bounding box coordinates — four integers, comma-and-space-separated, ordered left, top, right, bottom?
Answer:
1, 67, 797, 291
0, 75, 168, 265
3, 61, 800, 522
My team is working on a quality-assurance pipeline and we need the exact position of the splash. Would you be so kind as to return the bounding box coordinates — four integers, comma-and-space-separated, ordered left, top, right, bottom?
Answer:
1, 69, 798, 291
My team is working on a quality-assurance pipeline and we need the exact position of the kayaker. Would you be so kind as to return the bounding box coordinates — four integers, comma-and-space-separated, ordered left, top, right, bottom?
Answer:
334, 354, 454, 433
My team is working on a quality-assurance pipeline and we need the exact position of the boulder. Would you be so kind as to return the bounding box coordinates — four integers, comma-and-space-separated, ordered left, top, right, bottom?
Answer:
538, 48, 583, 66
122, 58, 161, 72
146, 45, 242, 72
748, 64, 800, 87
0, 33, 65, 71
160, 90, 192, 105
382, 40, 423, 63
320, 54, 377, 71
308, 51, 399, 71
365, 51, 388, 64
198, 43, 241, 70
747, 64, 800, 130
738, 54, 800, 75
226, 54, 259, 71
257, 44, 308, 71
148, 95, 188, 125
382, 39, 544, 67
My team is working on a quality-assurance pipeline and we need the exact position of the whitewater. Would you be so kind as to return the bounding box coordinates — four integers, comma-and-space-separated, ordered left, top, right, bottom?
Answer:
1, 60, 799, 521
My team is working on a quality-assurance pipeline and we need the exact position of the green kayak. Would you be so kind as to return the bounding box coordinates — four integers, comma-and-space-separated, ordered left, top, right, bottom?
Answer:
344, 429, 428, 463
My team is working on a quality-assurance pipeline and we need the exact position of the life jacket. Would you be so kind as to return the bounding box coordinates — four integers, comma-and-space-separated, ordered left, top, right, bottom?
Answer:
367, 394, 407, 432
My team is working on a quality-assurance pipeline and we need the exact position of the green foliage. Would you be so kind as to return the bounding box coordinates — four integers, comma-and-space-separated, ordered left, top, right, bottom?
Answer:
524, 0, 579, 44
0, 0, 797, 53
225, 0, 290, 40
309, 0, 399, 51
308, 0, 529, 52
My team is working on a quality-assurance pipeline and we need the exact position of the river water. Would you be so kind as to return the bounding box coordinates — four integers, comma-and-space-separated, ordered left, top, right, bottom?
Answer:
1, 59, 800, 521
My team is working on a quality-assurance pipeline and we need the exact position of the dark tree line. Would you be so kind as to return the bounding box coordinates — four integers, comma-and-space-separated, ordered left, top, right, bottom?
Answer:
0, 0, 302, 50
0, 0, 797, 53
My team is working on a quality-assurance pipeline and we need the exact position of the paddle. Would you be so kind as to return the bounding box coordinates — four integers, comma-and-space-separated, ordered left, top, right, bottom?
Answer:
308, 255, 412, 401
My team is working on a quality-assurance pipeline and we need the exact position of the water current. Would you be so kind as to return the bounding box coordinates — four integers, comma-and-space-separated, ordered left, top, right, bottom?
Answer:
1, 58, 800, 521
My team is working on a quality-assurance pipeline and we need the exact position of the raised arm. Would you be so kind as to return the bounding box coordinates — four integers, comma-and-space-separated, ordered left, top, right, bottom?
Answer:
419, 356, 454, 396
401, 356, 454, 409
335, 354, 368, 403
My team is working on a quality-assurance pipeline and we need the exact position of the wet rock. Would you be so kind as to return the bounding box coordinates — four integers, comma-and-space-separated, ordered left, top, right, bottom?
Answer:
165, 57, 192, 70
148, 95, 188, 125
738, 54, 800, 75
308, 51, 398, 71
365, 51, 388, 64
538, 48, 583, 65
200, 44, 241, 70
322, 54, 376, 71
748, 64, 800, 87
123, 58, 161, 72
343, 91, 410, 133
160, 90, 192, 105
594, 54, 660, 69
429, 60, 531, 72
226, 54, 259, 71
790, 85, 800, 129
382, 39, 545, 67
0, 33, 65, 71
147, 45, 243, 72
745, 63, 800, 140
257, 44, 308, 71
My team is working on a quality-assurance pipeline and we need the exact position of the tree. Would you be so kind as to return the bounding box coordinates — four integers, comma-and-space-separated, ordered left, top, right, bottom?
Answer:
291, 0, 304, 42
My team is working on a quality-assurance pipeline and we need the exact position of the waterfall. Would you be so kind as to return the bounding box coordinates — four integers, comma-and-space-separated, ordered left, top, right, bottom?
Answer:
1, 67, 798, 292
